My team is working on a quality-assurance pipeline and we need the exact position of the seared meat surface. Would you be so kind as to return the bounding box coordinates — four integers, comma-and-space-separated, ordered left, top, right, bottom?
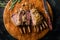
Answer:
11, 8, 43, 26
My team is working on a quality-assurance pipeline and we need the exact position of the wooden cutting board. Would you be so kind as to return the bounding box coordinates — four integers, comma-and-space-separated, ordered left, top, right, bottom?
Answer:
3, 0, 53, 40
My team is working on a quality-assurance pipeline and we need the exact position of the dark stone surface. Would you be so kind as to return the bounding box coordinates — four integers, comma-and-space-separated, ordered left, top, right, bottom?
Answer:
0, 7, 16, 40
0, 0, 60, 40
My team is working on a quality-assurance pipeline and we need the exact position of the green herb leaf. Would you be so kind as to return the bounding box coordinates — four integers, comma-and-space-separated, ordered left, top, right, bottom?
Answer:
0, 2, 6, 7
18, 0, 21, 3
10, 0, 17, 9
10, 0, 22, 10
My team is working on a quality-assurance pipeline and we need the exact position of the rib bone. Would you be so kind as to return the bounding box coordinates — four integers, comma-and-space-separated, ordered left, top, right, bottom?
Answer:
40, 25, 42, 31
43, 21, 48, 27
19, 28, 23, 34
23, 27, 26, 33
42, 23, 45, 29
28, 26, 31, 33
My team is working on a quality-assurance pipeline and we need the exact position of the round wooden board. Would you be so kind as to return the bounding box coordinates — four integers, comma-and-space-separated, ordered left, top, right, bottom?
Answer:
3, 0, 52, 40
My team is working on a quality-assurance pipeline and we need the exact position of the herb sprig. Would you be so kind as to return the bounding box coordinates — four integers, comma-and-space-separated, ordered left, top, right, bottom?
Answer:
10, 0, 21, 10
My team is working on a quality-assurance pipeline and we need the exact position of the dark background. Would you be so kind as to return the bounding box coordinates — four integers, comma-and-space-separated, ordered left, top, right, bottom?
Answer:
0, 0, 60, 40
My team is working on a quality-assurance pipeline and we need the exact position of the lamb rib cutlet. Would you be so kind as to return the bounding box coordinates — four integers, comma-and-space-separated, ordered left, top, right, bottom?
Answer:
11, 7, 50, 34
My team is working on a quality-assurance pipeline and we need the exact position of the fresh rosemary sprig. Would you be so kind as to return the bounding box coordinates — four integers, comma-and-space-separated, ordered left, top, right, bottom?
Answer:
0, 2, 6, 7
18, 0, 21, 3
10, 0, 21, 10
